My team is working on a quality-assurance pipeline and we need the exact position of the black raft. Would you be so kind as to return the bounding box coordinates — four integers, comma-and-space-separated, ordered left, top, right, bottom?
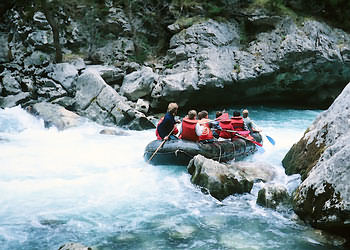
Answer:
144, 133, 262, 166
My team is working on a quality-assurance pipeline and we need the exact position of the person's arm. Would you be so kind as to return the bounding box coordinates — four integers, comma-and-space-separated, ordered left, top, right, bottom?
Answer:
177, 122, 182, 136
195, 123, 203, 136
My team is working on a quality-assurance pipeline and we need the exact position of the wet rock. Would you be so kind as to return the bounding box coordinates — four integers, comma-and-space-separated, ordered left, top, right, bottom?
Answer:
256, 183, 290, 209
232, 161, 277, 183
187, 155, 253, 201
58, 243, 92, 250
283, 82, 350, 237
99, 128, 130, 136
31, 102, 82, 130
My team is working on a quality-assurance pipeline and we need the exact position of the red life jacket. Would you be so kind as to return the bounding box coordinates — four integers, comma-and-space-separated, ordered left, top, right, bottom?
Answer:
198, 119, 214, 141
219, 119, 233, 139
180, 118, 199, 142
156, 117, 178, 140
231, 116, 245, 131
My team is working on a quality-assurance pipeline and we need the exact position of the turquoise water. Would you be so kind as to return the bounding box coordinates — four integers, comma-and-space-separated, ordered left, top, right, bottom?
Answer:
0, 106, 345, 249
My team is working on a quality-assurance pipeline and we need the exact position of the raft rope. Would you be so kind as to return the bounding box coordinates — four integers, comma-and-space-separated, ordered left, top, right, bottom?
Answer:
218, 143, 222, 162
175, 149, 195, 158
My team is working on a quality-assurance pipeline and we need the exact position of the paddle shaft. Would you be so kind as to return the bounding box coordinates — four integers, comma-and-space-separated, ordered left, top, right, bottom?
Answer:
223, 129, 263, 147
148, 127, 175, 163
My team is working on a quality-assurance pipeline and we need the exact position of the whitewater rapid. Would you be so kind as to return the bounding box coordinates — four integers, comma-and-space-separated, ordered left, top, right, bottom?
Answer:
0, 106, 344, 250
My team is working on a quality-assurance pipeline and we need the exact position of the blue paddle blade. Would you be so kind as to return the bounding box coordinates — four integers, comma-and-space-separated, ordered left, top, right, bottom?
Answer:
265, 135, 275, 145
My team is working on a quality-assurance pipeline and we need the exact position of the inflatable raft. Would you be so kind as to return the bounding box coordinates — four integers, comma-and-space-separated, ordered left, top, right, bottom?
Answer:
144, 133, 262, 166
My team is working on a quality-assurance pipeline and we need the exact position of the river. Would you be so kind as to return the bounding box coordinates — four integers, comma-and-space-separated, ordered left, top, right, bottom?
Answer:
0, 106, 345, 249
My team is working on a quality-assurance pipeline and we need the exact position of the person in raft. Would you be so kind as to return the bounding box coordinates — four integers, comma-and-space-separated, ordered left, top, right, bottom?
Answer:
242, 109, 262, 133
156, 102, 179, 140
219, 111, 249, 140
178, 110, 203, 142
212, 111, 223, 139
198, 110, 219, 143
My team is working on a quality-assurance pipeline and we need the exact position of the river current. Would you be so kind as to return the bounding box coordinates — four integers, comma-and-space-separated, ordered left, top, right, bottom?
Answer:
0, 106, 345, 250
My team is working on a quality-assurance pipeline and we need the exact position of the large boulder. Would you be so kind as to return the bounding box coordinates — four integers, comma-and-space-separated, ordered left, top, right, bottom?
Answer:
47, 63, 79, 92
187, 155, 253, 201
31, 102, 83, 130
120, 66, 156, 101
74, 70, 154, 130
282, 82, 350, 236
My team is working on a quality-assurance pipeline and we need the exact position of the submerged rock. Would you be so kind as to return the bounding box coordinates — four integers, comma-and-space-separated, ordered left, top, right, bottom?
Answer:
99, 128, 130, 136
58, 243, 92, 250
282, 82, 350, 237
187, 155, 253, 201
256, 183, 290, 209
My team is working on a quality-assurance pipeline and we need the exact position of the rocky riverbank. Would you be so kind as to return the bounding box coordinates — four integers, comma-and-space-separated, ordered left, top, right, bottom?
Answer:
1, 1, 350, 130
283, 82, 350, 242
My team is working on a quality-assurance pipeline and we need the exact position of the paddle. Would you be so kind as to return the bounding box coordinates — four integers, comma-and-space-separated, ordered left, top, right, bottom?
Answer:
249, 120, 275, 146
223, 129, 263, 147
264, 134, 275, 145
147, 127, 175, 163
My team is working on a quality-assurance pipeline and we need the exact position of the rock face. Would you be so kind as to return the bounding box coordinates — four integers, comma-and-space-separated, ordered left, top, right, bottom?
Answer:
282, 82, 350, 236
151, 17, 350, 109
187, 155, 254, 201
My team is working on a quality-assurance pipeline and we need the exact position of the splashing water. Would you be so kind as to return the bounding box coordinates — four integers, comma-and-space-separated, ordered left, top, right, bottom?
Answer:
0, 106, 345, 249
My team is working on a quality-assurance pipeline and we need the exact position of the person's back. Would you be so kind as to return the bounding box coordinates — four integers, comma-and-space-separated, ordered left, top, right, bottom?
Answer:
179, 110, 202, 142
156, 103, 178, 140
198, 110, 214, 143
231, 111, 247, 131
218, 113, 233, 139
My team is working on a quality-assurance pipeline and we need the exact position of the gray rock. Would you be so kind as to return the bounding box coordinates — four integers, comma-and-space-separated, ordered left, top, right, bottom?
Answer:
47, 63, 79, 91
232, 161, 277, 183
33, 12, 50, 30
31, 102, 82, 130
256, 184, 290, 209
282, 82, 350, 234
99, 128, 130, 136
29, 102, 82, 130
120, 66, 156, 101
0, 92, 31, 108
85, 65, 124, 86
26, 30, 53, 48
187, 155, 253, 201
154, 17, 350, 108
135, 99, 150, 114
0, 32, 9, 63
74, 70, 154, 130
2, 74, 21, 94
58, 242, 92, 250
23, 51, 51, 67
75, 70, 106, 110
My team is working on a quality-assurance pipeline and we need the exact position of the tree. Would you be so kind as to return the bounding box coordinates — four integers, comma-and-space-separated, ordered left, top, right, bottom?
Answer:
39, 0, 62, 63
